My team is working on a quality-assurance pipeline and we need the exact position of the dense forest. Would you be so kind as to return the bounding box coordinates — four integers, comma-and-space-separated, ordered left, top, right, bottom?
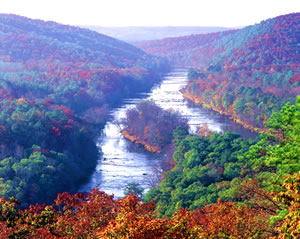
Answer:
0, 98, 98, 206
144, 131, 255, 216
136, 13, 300, 130
144, 97, 300, 215
0, 14, 169, 206
0, 98, 298, 238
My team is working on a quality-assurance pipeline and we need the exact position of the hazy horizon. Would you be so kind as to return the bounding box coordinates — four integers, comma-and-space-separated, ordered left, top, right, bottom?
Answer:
1, 0, 299, 28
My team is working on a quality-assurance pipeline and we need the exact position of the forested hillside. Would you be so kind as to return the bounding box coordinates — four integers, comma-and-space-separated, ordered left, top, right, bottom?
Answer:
0, 14, 168, 206
0, 14, 168, 113
0, 98, 298, 238
136, 13, 300, 130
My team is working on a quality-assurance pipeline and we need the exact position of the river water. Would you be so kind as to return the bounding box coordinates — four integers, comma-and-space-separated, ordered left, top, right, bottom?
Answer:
79, 69, 256, 197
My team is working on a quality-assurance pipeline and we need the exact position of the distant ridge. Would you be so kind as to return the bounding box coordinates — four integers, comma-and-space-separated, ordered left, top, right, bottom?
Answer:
134, 13, 299, 68
135, 13, 300, 129
0, 14, 151, 68
81, 26, 232, 42
0, 13, 169, 111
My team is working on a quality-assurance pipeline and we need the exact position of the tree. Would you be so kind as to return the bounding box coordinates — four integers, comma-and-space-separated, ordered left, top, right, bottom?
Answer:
172, 126, 189, 146
273, 173, 300, 238
124, 182, 145, 200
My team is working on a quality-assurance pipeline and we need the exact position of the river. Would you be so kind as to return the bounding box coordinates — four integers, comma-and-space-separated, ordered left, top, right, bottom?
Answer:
79, 69, 256, 197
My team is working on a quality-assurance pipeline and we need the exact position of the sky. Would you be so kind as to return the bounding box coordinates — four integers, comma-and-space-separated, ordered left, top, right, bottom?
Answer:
1, 0, 299, 27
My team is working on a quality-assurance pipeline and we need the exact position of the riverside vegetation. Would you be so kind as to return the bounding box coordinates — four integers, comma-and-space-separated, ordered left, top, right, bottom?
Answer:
121, 100, 188, 153
136, 13, 299, 131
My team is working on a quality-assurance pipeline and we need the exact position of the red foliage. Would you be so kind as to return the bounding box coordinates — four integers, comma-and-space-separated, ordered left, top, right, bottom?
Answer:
0, 188, 278, 238
50, 126, 61, 137
289, 73, 300, 84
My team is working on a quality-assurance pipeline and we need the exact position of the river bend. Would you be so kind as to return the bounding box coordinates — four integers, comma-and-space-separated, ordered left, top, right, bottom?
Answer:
79, 69, 255, 197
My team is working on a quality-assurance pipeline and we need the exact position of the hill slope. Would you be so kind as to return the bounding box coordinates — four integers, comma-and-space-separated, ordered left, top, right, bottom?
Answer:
0, 14, 168, 206
0, 14, 167, 110
135, 13, 299, 68
136, 13, 300, 129
0, 15, 152, 65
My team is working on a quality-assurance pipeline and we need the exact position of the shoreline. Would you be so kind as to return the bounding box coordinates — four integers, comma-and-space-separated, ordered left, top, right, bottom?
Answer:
182, 91, 268, 134
121, 130, 162, 153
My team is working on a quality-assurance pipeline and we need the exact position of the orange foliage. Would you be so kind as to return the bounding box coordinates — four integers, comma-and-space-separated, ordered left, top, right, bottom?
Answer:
144, 125, 150, 139
198, 124, 213, 137
182, 90, 266, 134
122, 130, 161, 153
16, 98, 27, 104
274, 173, 300, 238
192, 200, 273, 238
0, 187, 281, 238
155, 128, 164, 141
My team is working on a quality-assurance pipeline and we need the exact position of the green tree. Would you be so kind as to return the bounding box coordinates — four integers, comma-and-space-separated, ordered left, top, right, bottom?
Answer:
124, 182, 144, 200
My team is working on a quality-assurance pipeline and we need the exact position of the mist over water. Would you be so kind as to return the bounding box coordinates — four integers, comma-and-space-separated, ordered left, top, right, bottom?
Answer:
79, 69, 256, 197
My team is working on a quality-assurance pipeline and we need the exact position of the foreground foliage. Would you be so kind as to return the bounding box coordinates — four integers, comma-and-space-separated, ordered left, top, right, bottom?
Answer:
0, 98, 298, 238
0, 176, 298, 238
144, 131, 255, 216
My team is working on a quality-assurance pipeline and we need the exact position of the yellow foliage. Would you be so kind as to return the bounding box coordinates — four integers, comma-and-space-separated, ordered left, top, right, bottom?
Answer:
16, 98, 26, 104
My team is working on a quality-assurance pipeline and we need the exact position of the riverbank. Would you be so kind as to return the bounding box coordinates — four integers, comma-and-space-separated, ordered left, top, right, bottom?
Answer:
122, 130, 161, 153
79, 69, 256, 198
182, 90, 268, 134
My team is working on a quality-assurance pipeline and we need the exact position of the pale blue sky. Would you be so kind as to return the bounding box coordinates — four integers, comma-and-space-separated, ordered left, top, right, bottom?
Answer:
1, 0, 299, 27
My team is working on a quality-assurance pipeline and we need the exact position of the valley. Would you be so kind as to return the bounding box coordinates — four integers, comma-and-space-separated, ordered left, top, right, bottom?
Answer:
0, 11, 298, 238
79, 69, 256, 198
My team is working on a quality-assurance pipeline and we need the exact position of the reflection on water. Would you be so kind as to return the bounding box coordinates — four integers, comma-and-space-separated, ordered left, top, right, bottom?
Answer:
79, 69, 256, 197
